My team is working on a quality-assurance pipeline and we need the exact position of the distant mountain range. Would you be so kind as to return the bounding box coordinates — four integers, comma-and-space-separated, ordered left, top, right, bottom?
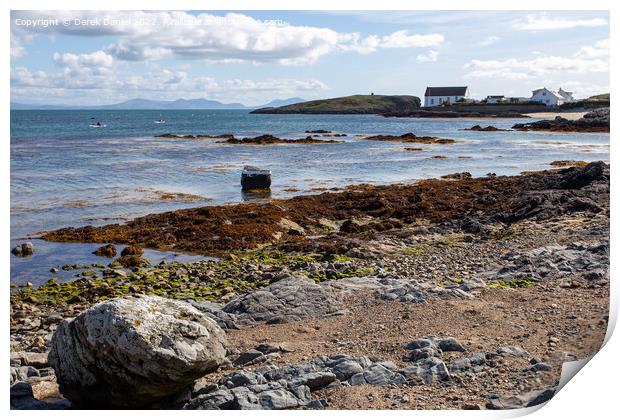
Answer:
10, 97, 307, 110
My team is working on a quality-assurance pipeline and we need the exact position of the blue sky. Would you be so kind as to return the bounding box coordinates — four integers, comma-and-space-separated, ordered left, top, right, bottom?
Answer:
10, 10, 610, 106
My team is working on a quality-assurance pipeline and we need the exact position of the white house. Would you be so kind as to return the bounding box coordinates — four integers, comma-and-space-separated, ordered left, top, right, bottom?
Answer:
424, 86, 469, 107
486, 95, 505, 104
530, 87, 574, 107
558, 88, 574, 103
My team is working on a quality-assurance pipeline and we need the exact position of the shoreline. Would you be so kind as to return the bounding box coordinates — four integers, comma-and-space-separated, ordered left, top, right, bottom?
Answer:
41, 162, 609, 256
11, 162, 610, 409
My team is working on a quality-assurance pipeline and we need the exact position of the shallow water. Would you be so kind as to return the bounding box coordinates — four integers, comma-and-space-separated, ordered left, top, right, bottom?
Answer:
10, 109, 609, 285
10, 239, 214, 287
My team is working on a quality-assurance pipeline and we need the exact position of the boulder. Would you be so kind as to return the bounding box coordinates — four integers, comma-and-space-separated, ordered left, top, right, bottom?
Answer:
121, 245, 144, 256
12, 242, 34, 257
49, 295, 228, 408
93, 244, 117, 258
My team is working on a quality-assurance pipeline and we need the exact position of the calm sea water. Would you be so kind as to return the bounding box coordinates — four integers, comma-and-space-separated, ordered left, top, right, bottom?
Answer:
10, 109, 609, 285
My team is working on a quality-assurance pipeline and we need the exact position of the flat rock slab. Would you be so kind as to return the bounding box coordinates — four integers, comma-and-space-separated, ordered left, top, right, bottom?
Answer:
221, 276, 343, 326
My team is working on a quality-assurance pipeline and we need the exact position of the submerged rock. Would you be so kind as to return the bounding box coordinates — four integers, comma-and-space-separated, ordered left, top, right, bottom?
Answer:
49, 295, 228, 408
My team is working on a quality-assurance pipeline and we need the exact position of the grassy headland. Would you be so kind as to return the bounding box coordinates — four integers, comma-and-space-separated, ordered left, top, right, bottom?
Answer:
250, 95, 421, 114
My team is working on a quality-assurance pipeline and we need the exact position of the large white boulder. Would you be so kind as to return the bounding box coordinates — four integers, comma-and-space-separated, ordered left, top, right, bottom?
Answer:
49, 295, 227, 408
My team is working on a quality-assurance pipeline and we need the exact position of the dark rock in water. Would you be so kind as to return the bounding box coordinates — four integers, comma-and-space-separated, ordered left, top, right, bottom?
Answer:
12, 242, 34, 257
49, 295, 228, 408
241, 166, 272, 190
465, 125, 507, 132
93, 244, 117, 258
441, 172, 472, 180
120, 245, 143, 256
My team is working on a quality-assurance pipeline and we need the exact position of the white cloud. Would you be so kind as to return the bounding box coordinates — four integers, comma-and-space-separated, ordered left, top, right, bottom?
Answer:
379, 31, 443, 49
575, 38, 610, 58
52, 50, 114, 68
477, 36, 500, 47
11, 65, 328, 104
559, 81, 609, 99
416, 50, 439, 63
11, 11, 444, 65
464, 42, 609, 80
514, 13, 608, 31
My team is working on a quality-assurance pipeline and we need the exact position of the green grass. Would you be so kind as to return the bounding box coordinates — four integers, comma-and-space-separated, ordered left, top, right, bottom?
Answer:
403, 244, 429, 256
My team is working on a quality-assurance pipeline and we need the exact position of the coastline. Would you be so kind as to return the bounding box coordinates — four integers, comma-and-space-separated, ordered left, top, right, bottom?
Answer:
11, 162, 610, 409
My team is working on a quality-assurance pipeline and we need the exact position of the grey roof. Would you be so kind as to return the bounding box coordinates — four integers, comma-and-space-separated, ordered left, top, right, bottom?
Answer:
425, 86, 468, 97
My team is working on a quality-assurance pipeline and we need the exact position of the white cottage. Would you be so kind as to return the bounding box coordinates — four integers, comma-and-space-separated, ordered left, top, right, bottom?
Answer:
558, 88, 574, 103
530, 87, 574, 107
486, 95, 505, 104
424, 86, 469, 107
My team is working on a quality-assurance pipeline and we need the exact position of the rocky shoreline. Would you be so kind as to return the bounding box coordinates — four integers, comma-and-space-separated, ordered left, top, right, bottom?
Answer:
11, 162, 610, 410
512, 108, 609, 133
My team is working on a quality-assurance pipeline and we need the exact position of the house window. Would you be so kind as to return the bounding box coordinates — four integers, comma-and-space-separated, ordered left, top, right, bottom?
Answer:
431, 98, 434, 105
542, 92, 546, 96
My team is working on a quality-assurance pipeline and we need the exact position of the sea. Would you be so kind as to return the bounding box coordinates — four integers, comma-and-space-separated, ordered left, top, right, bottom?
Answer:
10, 109, 610, 286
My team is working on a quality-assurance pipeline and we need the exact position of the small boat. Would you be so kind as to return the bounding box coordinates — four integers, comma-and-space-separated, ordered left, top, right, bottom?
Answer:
154, 118, 165, 124
241, 166, 272, 190
89, 122, 106, 128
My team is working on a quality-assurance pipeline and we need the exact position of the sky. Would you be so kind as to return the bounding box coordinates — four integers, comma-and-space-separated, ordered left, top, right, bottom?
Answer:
10, 10, 610, 106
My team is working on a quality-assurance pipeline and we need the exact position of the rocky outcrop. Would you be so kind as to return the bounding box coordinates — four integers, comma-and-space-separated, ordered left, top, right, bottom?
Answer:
512, 108, 609, 132
464, 125, 509, 131
93, 244, 117, 257
185, 354, 449, 410
220, 276, 342, 326
223, 134, 341, 145
184, 337, 538, 410
364, 133, 455, 144
192, 276, 479, 330
485, 241, 609, 284
486, 388, 556, 409
120, 245, 143, 256
49, 295, 228, 408
12, 242, 34, 257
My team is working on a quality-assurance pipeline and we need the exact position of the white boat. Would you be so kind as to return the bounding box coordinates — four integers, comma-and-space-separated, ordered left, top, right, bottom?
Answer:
89, 122, 106, 128
155, 118, 165, 124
